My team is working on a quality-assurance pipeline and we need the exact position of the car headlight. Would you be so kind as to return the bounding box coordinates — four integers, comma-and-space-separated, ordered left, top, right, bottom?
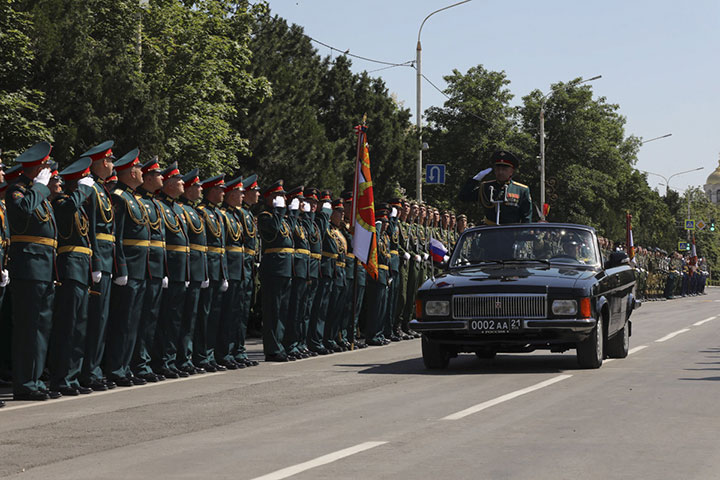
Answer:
551, 299, 578, 315
425, 300, 450, 316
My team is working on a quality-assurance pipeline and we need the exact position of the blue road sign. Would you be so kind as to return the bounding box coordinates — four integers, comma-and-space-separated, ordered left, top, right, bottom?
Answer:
426, 164, 446, 184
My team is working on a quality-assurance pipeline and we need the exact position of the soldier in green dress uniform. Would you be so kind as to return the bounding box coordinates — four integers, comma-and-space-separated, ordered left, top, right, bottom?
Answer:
339, 190, 367, 349
105, 149, 150, 387
392, 198, 413, 339
48, 157, 96, 396
299, 187, 322, 357
234, 174, 260, 367
194, 175, 228, 372
153, 162, 191, 377
323, 198, 348, 352
216, 175, 247, 370
258, 180, 295, 362
363, 203, 392, 346
132, 158, 168, 382
399, 202, 422, 337
176, 169, 207, 375
306, 191, 334, 355
79, 140, 117, 391
283, 186, 310, 359
7, 141, 60, 400
459, 150, 532, 224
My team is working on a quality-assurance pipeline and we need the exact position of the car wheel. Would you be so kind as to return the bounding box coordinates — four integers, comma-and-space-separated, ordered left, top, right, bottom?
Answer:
422, 335, 450, 369
576, 316, 604, 369
606, 321, 629, 358
475, 350, 497, 360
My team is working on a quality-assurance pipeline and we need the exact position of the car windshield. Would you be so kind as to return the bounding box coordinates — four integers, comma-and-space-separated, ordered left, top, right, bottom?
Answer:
451, 226, 600, 268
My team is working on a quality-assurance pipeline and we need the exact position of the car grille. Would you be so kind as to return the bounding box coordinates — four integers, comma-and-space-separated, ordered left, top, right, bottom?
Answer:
452, 294, 547, 319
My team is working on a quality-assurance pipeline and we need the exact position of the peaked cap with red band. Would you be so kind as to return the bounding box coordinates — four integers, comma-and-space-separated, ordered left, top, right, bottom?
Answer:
286, 185, 304, 199
115, 148, 141, 171
106, 170, 118, 183
200, 174, 225, 190
224, 175, 244, 192
182, 168, 200, 188
490, 150, 519, 169
141, 157, 161, 173
341, 190, 353, 202
241, 174, 259, 191
319, 190, 331, 202
5, 164, 22, 182
15, 141, 52, 167
262, 179, 285, 197
304, 187, 319, 201
59, 157, 92, 181
81, 140, 114, 162
161, 161, 181, 180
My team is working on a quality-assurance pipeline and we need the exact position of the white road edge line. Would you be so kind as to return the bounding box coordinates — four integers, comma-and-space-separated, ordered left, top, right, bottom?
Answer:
249, 441, 388, 480
442, 374, 572, 421
693, 316, 717, 326
628, 345, 648, 355
655, 329, 691, 343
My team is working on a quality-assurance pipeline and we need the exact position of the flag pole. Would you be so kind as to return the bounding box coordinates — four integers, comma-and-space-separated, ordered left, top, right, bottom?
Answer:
350, 114, 367, 349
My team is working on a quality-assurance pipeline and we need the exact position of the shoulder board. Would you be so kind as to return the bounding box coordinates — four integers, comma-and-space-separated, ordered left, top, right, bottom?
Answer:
259, 211, 271, 217
511, 181, 528, 188
480, 180, 495, 185
113, 189, 124, 196
196, 205, 206, 210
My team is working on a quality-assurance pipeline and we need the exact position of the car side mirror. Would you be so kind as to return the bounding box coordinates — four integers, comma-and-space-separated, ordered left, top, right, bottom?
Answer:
604, 251, 629, 269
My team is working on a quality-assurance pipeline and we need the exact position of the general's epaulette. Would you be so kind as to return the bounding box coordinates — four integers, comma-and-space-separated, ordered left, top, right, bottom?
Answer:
511, 180, 528, 188
259, 211, 271, 217
113, 189, 124, 196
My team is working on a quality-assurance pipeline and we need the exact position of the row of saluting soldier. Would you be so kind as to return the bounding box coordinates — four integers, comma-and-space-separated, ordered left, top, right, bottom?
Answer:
0, 140, 468, 404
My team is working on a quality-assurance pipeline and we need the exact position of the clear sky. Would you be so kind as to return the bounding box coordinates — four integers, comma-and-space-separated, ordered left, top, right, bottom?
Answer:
267, 0, 719, 194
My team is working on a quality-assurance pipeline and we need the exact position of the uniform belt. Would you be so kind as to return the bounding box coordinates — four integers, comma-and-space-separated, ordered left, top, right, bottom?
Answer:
243, 248, 256, 256
378, 264, 389, 271
150, 240, 166, 248
96, 233, 115, 242
390, 250, 399, 255
207, 246, 225, 254
10, 235, 57, 248
190, 243, 207, 252
265, 247, 294, 254
346, 253, 356, 259
123, 239, 150, 247
295, 248, 310, 256
310, 253, 322, 260
57, 246, 92, 256
321, 252, 338, 259
337, 261, 346, 268
166, 244, 190, 253
226, 246, 244, 253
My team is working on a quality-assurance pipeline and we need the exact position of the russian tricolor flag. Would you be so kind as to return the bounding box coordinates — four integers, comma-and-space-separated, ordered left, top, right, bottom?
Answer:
429, 237, 449, 263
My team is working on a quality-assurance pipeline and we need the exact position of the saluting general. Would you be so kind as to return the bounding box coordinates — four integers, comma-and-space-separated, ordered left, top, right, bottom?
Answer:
459, 150, 532, 224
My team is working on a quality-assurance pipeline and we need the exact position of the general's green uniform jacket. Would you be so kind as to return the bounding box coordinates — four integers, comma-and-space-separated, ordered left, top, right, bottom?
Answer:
258, 205, 293, 279
86, 175, 115, 273
6, 175, 57, 281
111, 182, 150, 280
138, 188, 166, 280
387, 217, 400, 273
239, 204, 257, 283
459, 177, 532, 224
157, 193, 189, 282
220, 204, 244, 282
288, 209, 309, 279
52, 185, 94, 285
305, 211, 322, 280
178, 198, 207, 282
197, 200, 227, 282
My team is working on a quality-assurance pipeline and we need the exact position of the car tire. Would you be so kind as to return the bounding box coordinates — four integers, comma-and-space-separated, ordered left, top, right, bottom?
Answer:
606, 321, 629, 358
422, 335, 450, 369
576, 317, 604, 369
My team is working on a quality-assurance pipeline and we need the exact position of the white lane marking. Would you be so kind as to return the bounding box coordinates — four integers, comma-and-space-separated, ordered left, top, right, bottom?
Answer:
249, 441, 387, 480
655, 329, 691, 343
694, 316, 717, 326
442, 374, 572, 421
628, 345, 648, 355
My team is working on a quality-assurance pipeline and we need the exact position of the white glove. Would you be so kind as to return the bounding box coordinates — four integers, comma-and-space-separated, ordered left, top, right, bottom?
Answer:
162, 276, 168, 288
423, 253, 429, 261
289, 198, 300, 210
113, 275, 128, 286
403, 252, 411, 261
302, 202, 311, 213
0, 269, 9, 288
322, 202, 332, 212
473, 167, 493, 181
220, 279, 229, 292
414, 254, 421, 263
33, 168, 51, 186
390, 207, 398, 218
185, 281, 190, 288
201, 279, 210, 289
92, 271, 102, 284
78, 176, 96, 188
272, 196, 286, 208
443, 255, 450, 263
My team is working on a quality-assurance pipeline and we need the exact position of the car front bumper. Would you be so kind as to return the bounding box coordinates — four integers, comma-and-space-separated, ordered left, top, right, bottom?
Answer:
409, 317, 597, 333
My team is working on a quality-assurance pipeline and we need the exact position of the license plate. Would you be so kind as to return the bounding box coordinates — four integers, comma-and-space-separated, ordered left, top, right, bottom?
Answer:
469, 319, 522, 334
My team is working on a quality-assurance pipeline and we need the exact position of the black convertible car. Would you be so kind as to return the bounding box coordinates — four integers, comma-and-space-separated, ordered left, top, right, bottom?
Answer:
410, 223, 639, 369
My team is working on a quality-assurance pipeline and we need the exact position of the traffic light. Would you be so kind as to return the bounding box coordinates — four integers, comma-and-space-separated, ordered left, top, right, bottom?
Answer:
711, 219, 716, 232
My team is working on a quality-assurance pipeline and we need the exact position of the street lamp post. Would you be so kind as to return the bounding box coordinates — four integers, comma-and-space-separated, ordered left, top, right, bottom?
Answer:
538, 75, 601, 219
416, 0, 472, 202
642, 167, 704, 196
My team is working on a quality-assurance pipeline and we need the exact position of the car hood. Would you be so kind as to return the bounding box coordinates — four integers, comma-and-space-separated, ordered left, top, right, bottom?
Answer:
420, 265, 599, 295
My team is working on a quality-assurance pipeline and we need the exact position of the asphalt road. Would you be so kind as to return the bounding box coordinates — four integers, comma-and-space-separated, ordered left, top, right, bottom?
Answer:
2, 289, 720, 479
